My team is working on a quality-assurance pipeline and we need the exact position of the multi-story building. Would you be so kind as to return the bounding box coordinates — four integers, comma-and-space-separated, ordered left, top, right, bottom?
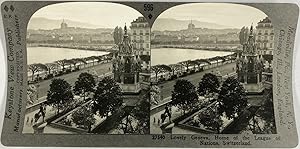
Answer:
130, 17, 151, 86
256, 17, 274, 56
130, 16, 150, 70
255, 17, 274, 89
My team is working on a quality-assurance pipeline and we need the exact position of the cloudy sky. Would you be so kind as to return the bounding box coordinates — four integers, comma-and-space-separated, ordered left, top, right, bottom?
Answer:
31, 2, 142, 28
158, 3, 268, 28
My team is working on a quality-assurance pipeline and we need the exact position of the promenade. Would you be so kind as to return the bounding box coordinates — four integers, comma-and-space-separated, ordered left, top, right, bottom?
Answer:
30, 62, 112, 104
157, 62, 235, 106
150, 62, 236, 134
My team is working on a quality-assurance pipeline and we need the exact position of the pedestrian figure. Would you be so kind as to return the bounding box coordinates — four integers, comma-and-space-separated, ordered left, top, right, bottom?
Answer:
158, 119, 160, 125
153, 117, 156, 123
31, 118, 34, 125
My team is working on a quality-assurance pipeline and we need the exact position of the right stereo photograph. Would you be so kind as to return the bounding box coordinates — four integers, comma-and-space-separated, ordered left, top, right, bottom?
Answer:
150, 3, 276, 134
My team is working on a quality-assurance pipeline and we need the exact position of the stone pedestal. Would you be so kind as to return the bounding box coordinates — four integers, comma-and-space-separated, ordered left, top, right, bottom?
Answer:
160, 122, 175, 134
33, 122, 47, 134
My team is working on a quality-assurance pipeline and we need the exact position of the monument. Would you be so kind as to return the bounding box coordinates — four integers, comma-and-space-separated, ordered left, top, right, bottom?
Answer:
236, 25, 264, 94
112, 25, 141, 94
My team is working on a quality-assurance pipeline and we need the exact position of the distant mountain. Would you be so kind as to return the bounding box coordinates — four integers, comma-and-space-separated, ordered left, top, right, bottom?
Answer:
28, 17, 101, 30
152, 18, 234, 31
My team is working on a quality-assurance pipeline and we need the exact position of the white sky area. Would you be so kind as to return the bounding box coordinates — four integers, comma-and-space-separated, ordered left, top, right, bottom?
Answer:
31, 2, 268, 29
31, 2, 142, 28
158, 3, 268, 28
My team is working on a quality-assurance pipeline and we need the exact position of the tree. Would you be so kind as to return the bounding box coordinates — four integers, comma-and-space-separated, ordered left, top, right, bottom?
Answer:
47, 78, 74, 114
249, 89, 276, 134
71, 105, 96, 132
218, 77, 248, 119
151, 65, 163, 82
189, 60, 198, 71
194, 59, 211, 71
169, 64, 181, 76
198, 73, 220, 96
28, 63, 48, 81
70, 58, 87, 70
45, 63, 58, 75
92, 76, 123, 117
171, 79, 198, 114
113, 26, 123, 45
74, 72, 96, 100
179, 60, 192, 72
118, 93, 150, 134
55, 59, 72, 71
239, 26, 249, 45
131, 92, 150, 134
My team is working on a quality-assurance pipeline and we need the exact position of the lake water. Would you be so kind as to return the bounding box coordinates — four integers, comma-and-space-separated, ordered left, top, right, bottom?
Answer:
27, 47, 109, 65
151, 48, 233, 66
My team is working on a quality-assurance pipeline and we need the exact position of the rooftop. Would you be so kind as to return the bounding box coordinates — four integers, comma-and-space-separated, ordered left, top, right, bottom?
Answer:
132, 17, 148, 23
258, 17, 271, 24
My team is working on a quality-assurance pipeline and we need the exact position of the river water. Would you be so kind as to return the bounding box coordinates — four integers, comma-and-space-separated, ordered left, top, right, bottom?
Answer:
27, 47, 109, 65
151, 48, 233, 66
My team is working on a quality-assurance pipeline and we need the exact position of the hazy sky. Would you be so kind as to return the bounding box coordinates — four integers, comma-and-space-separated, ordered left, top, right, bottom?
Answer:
31, 2, 142, 28
158, 3, 268, 28
32, 2, 268, 29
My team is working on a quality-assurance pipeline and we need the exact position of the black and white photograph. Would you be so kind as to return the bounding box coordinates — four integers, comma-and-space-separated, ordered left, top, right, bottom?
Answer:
150, 3, 276, 134
24, 2, 151, 134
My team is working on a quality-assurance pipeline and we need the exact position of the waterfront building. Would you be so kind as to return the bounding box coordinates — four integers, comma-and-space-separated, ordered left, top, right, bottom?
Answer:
130, 17, 150, 70
236, 25, 264, 94
130, 17, 151, 86
255, 17, 274, 89
112, 25, 141, 94
256, 17, 274, 56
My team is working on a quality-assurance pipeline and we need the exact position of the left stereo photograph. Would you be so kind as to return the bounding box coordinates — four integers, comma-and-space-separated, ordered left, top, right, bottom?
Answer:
24, 2, 151, 134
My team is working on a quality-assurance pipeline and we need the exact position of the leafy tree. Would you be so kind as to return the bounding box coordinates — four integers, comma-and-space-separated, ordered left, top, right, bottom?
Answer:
55, 59, 72, 71
117, 92, 150, 134
131, 92, 150, 134
194, 59, 211, 70
169, 64, 181, 76
74, 72, 96, 100
45, 63, 58, 75
218, 77, 247, 119
249, 89, 276, 134
70, 58, 87, 69
28, 63, 48, 81
239, 26, 249, 45
113, 26, 123, 45
47, 78, 74, 114
171, 79, 198, 114
179, 60, 192, 72
198, 73, 220, 96
92, 76, 123, 117
151, 65, 163, 82
71, 105, 96, 132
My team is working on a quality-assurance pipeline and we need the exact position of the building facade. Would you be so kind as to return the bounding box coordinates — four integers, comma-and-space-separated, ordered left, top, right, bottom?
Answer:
256, 17, 274, 56
130, 17, 150, 71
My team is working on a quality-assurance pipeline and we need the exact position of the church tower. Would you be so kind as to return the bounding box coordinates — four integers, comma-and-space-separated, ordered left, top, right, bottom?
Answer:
112, 25, 141, 94
236, 25, 264, 94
